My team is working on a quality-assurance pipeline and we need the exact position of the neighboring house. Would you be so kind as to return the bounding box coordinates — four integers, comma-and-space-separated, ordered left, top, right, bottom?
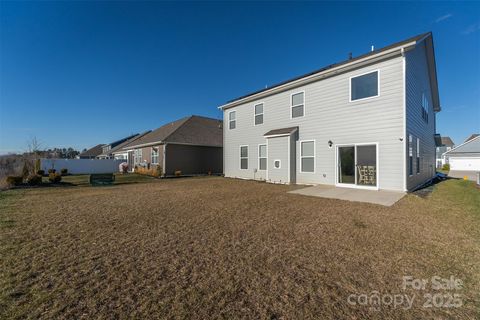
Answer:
78, 144, 104, 159
122, 115, 223, 176
111, 131, 152, 169
435, 135, 454, 168
443, 134, 480, 171
96, 134, 139, 159
220, 32, 440, 192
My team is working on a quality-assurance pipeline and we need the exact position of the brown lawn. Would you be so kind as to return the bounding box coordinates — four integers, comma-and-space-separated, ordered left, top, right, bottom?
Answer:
1, 176, 479, 319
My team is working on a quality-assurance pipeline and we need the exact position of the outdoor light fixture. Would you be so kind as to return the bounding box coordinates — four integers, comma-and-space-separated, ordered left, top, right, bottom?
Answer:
328, 140, 333, 148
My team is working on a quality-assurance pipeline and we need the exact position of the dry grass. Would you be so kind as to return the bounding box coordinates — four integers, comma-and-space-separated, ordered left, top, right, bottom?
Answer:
1, 177, 479, 319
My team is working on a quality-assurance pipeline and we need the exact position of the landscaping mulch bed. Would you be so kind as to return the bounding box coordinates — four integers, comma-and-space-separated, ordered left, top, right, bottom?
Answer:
1, 177, 479, 319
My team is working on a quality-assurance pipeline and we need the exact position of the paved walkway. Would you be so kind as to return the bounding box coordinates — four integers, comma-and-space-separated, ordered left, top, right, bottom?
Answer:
288, 185, 405, 206
448, 170, 479, 182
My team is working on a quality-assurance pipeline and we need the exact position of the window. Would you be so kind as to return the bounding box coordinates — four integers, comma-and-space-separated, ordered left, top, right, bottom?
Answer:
258, 144, 267, 170
408, 134, 413, 176
254, 103, 264, 125
421, 93, 429, 123
134, 149, 142, 164
291, 92, 304, 118
229, 111, 236, 129
351, 71, 379, 101
416, 138, 420, 174
151, 147, 159, 164
274, 160, 281, 169
300, 140, 315, 173
240, 146, 248, 169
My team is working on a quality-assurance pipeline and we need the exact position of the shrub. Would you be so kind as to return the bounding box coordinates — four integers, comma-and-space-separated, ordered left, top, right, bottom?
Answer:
37, 169, 45, 176
441, 163, 450, 171
22, 162, 30, 178
48, 169, 56, 174
48, 173, 62, 183
6, 176, 23, 186
60, 168, 68, 176
175, 170, 182, 177
135, 165, 162, 177
35, 159, 41, 172
26, 174, 42, 186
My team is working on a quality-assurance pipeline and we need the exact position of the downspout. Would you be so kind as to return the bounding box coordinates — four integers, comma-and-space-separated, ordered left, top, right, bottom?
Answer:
401, 47, 407, 192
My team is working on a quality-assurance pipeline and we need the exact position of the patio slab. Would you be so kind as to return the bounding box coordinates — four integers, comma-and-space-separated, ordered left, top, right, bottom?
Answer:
288, 185, 405, 206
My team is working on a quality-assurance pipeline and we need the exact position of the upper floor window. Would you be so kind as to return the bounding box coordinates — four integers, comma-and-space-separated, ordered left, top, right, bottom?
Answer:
240, 145, 248, 169
151, 147, 159, 164
254, 103, 264, 125
291, 91, 305, 118
421, 93, 429, 123
229, 111, 236, 129
350, 71, 379, 101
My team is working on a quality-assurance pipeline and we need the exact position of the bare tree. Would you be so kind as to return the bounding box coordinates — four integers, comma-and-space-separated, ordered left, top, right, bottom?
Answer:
26, 136, 42, 155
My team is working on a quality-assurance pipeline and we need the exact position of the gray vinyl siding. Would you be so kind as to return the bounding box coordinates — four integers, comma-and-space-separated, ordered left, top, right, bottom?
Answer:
405, 41, 437, 190
224, 56, 405, 191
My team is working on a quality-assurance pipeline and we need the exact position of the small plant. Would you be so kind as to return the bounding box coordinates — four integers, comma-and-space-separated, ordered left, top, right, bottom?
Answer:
48, 172, 62, 183
60, 168, 68, 176
441, 163, 450, 171
156, 165, 163, 177
26, 174, 42, 186
175, 170, 182, 177
6, 176, 23, 186
37, 169, 45, 176
48, 169, 56, 174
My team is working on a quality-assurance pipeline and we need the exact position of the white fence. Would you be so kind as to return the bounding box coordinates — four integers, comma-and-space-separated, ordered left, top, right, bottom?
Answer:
40, 159, 124, 174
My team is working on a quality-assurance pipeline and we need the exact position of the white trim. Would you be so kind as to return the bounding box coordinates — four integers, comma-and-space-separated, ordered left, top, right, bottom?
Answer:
408, 134, 413, 177
253, 102, 264, 126
402, 48, 407, 191
443, 135, 480, 155
335, 142, 379, 191
218, 42, 417, 110
287, 135, 291, 183
151, 146, 159, 165
265, 139, 269, 181
273, 159, 281, 169
290, 90, 305, 119
349, 69, 380, 103
299, 139, 315, 174
239, 145, 248, 170
416, 137, 420, 174
258, 144, 267, 171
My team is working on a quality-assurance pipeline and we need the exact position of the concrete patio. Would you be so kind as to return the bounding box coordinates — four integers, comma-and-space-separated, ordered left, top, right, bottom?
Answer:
288, 185, 405, 206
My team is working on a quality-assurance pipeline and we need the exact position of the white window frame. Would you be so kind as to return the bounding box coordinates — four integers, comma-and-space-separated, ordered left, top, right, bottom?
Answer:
258, 144, 267, 171
239, 145, 248, 170
134, 149, 142, 165
349, 69, 380, 102
273, 159, 281, 169
151, 147, 159, 164
299, 139, 315, 173
290, 90, 305, 119
254, 103, 264, 126
228, 111, 236, 130
408, 134, 413, 176
416, 138, 420, 174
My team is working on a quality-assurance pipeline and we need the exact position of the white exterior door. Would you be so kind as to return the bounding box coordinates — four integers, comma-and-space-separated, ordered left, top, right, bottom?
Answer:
449, 157, 480, 171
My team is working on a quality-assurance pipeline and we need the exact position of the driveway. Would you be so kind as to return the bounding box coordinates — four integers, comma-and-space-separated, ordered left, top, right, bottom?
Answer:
448, 170, 479, 182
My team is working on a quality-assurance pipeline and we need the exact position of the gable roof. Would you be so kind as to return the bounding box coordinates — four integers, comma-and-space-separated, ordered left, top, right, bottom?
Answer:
465, 134, 479, 143
444, 135, 480, 155
220, 32, 440, 112
110, 131, 152, 154
441, 137, 454, 147
124, 115, 223, 149
79, 144, 104, 157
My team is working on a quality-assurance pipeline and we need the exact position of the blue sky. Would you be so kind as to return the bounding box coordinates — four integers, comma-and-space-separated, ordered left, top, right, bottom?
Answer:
0, 1, 479, 153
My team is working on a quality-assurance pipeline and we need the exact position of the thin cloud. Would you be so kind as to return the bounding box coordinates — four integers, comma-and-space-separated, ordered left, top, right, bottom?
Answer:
435, 13, 452, 23
462, 22, 480, 35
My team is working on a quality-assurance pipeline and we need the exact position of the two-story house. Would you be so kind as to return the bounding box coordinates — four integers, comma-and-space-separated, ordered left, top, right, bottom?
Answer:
220, 32, 440, 192
435, 136, 454, 168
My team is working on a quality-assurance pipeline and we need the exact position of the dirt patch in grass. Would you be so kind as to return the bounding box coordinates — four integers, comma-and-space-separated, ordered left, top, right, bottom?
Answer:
1, 177, 479, 319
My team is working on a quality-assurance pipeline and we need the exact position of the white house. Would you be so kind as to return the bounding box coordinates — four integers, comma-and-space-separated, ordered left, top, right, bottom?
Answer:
443, 134, 480, 171
220, 32, 441, 192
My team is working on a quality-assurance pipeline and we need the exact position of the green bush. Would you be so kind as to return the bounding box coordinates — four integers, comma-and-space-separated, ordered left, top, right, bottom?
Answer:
37, 169, 45, 176
442, 163, 450, 171
48, 173, 62, 183
60, 168, 68, 176
6, 176, 23, 186
26, 174, 42, 186
48, 169, 56, 174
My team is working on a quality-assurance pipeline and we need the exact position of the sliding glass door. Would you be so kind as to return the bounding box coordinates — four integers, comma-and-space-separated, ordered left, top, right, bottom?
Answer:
337, 144, 377, 188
